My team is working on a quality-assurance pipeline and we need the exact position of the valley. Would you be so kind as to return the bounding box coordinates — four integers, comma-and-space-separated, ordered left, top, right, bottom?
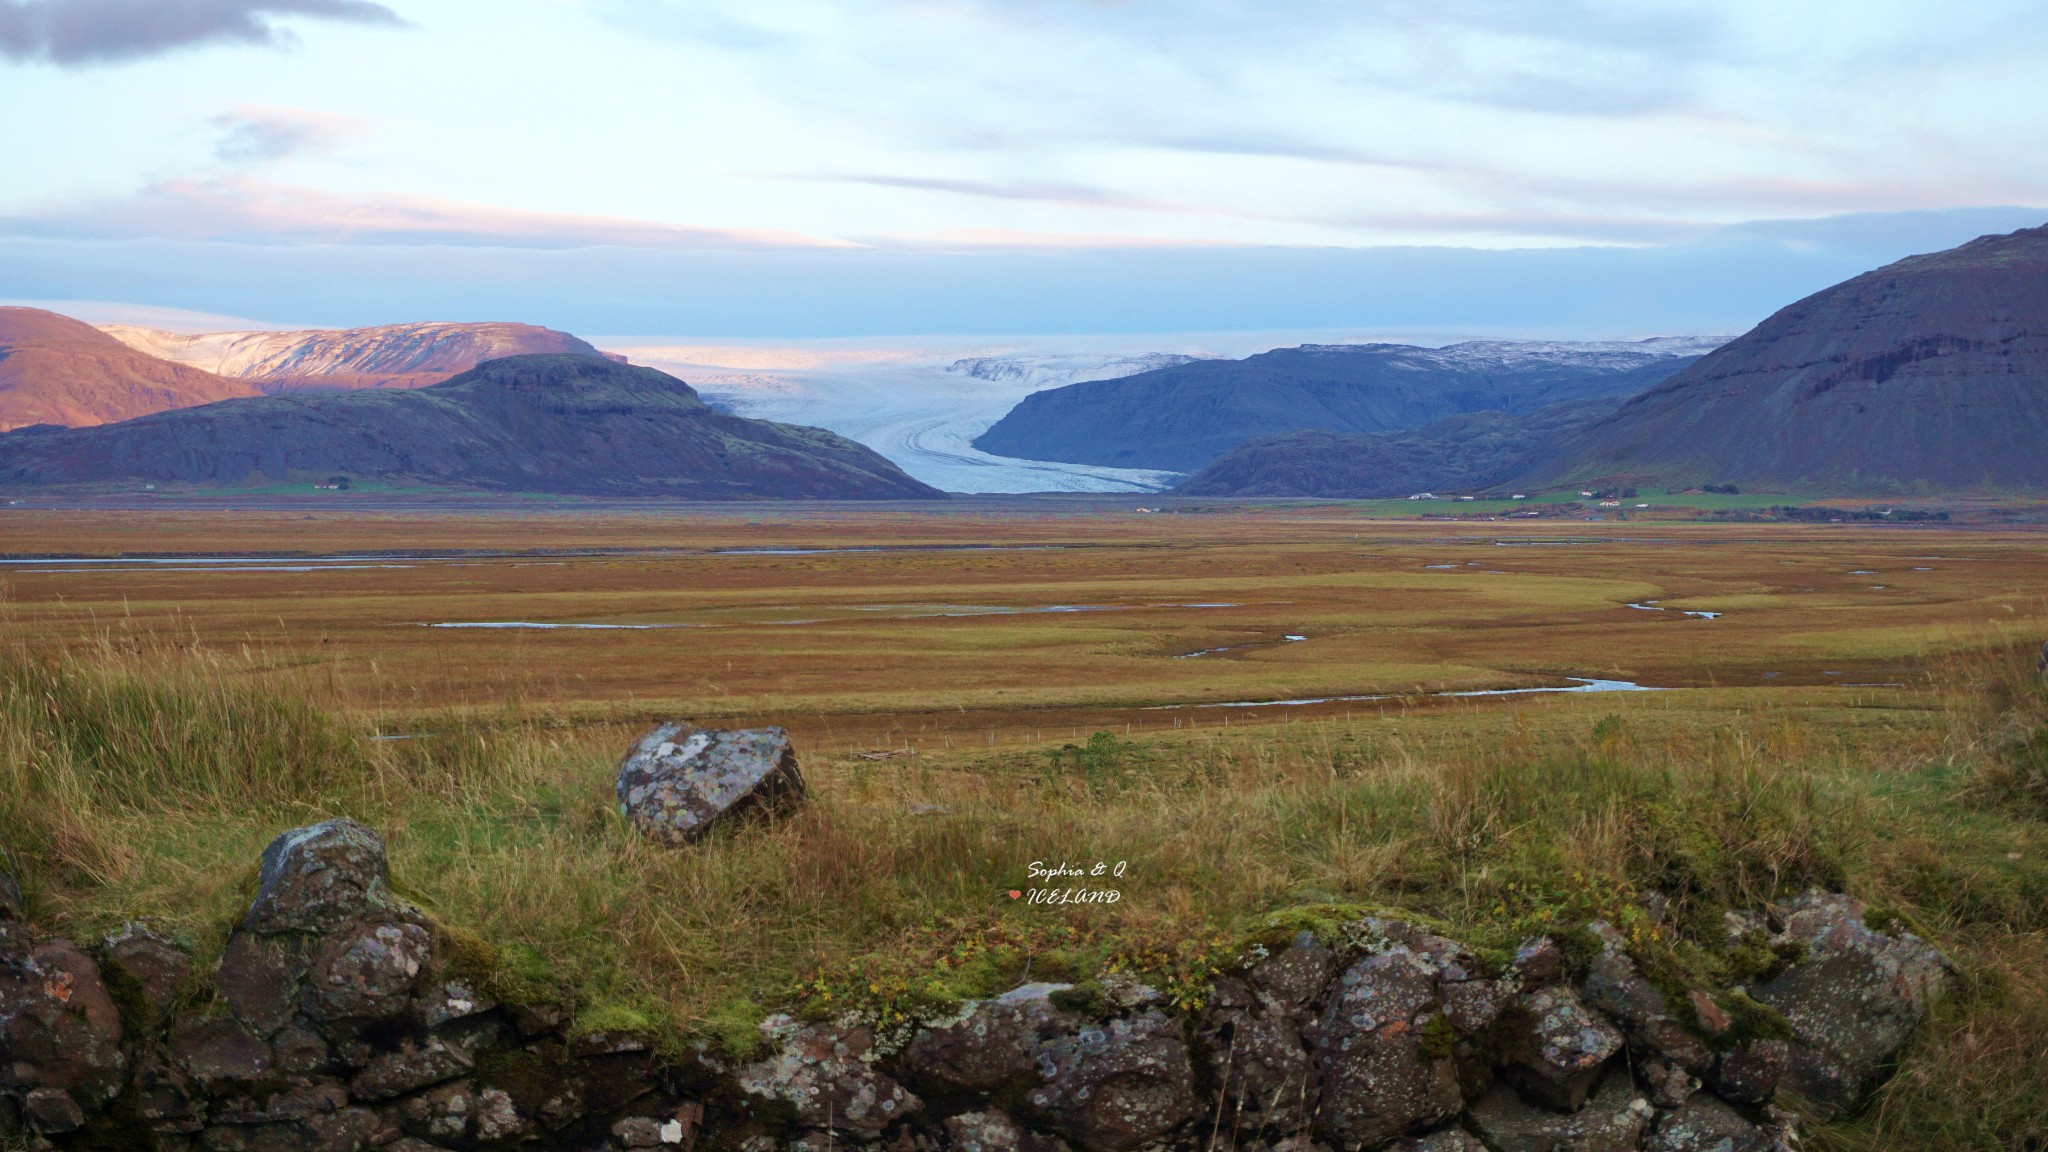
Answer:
5, 504, 2040, 745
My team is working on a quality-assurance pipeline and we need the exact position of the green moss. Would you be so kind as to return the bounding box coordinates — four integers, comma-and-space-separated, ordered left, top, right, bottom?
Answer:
1419, 1012, 1456, 1062
1863, 906, 1929, 938
1050, 979, 1113, 1016
96, 959, 160, 1035
1719, 989, 1795, 1046
1030, 949, 1088, 983
571, 1002, 657, 1037
1552, 924, 1607, 977
939, 949, 1017, 1000
702, 998, 772, 1061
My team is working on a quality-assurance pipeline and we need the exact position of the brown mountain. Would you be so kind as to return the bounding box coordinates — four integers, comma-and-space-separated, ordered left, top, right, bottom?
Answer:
102, 321, 621, 392
0, 354, 944, 500
0, 308, 260, 431
1515, 223, 2048, 493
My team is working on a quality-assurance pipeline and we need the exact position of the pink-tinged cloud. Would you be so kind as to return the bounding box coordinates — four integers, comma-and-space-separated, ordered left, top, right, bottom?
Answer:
0, 176, 855, 250
211, 104, 369, 163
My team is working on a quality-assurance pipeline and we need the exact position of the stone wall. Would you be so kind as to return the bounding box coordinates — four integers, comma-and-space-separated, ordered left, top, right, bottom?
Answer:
1, 821, 1954, 1152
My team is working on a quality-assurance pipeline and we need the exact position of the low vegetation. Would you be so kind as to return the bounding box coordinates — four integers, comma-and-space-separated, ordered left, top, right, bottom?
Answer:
3, 628, 2043, 1150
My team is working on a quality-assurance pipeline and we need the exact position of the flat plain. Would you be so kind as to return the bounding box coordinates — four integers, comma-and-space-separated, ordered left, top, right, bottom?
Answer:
4, 501, 2042, 743
4, 500, 2045, 1151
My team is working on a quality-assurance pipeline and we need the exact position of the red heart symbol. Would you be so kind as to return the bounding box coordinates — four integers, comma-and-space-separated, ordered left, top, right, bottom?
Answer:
1008, 890, 1022, 900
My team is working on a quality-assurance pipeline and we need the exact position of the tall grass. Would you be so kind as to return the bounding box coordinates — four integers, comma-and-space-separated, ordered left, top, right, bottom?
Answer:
0, 636, 2041, 1149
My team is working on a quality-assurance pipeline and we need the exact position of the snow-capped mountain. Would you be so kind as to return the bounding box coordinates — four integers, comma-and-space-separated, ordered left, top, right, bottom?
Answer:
102, 321, 614, 392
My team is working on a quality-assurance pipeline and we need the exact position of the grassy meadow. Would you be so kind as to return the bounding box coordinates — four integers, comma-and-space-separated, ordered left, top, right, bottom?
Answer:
1, 505, 2045, 1150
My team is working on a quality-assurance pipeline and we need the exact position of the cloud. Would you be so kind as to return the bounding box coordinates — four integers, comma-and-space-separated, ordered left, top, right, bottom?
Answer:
211, 105, 366, 163
0, 175, 851, 249
7, 207, 2044, 338
0, 0, 403, 65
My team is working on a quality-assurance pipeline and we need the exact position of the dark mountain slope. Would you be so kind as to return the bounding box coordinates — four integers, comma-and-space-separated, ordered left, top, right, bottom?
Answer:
972, 339, 1709, 472
0, 354, 942, 500
0, 307, 260, 431
1515, 223, 2048, 493
1175, 398, 1621, 498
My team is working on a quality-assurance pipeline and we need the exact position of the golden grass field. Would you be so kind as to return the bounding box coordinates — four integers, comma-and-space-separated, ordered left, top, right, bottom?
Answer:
3, 504, 2043, 743
3, 503, 2045, 1150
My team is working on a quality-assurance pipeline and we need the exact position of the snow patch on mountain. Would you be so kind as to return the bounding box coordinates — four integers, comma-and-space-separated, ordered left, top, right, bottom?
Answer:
102, 321, 608, 390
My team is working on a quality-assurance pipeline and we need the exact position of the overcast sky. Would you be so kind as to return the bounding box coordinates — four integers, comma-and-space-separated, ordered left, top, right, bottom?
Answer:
3, 0, 2044, 335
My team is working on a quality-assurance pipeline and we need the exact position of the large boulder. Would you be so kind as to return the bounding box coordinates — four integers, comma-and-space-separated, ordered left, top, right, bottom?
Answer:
615, 724, 807, 845
1019, 1007, 1199, 1152
245, 819, 398, 936
1310, 923, 1467, 1150
1750, 893, 1954, 1118
1466, 1068, 1654, 1152
738, 1016, 921, 1136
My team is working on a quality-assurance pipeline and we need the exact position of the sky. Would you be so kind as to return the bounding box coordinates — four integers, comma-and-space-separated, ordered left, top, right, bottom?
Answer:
3, 0, 2045, 336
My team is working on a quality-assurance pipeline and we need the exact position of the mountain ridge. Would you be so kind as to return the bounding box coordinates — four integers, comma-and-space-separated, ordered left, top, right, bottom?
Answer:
0, 354, 944, 500
1511, 223, 2048, 493
1174, 398, 1623, 498
972, 338, 1713, 472
0, 307, 262, 432
102, 320, 618, 392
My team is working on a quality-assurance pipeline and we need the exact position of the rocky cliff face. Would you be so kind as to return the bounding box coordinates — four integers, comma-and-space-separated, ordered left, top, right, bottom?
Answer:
973, 340, 1712, 474
1514, 223, 2048, 493
0, 309, 261, 432
0, 354, 944, 500
2, 821, 1952, 1152
103, 323, 620, 393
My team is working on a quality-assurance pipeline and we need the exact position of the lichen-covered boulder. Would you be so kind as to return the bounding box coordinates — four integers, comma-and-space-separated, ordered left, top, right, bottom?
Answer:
306, 921, 433, 1025
1020, 1007, 1199, 1152
1751, 893, 1954, 1118
616, 724, 808, 845
738, 1016, 920, 1136
945, 1109, 1072, 1152
1642, 1093, 1792, 1152
1198, 934, 1333, 1137
1467, 1069, 1654, 1152
398, 1078, 482, 1143
1577, 922, 1713, 1074
1200, 975, 1319, 1135
1310, 927, 1465, 1151
903, 982, 1072, 1096
350, 1035, 475, 1101
1500, 985, 1623, 1111
215, 931, 317, 1040
0, 935, 127, 1125
101, 921, 191, 1028
246, 819, 397, 936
